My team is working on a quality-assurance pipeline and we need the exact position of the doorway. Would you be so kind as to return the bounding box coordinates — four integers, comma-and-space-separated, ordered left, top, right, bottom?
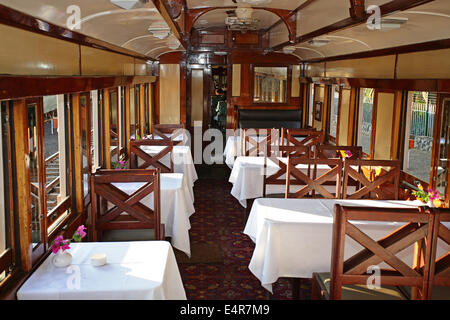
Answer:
210, 65, 228, 134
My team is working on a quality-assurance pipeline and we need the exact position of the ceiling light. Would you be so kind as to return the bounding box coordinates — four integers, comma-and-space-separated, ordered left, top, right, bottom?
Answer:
380, 17, 408, 31
283, 46, 296, 54
307, 37, 330, 47
110, 0, 147, 10
148, 21, 171, 39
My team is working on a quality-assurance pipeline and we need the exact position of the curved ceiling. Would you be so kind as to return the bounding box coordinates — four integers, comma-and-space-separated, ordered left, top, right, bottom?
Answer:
0, 0, 184, 60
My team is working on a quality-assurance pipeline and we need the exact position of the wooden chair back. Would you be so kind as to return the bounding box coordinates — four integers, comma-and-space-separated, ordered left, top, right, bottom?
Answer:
90, 169, 163, 242
152, 124, 186, 145
286, 129, 323, 157
263, 146, 310, 197
316, 146, 362, 160
343, 159, 401, 200
130, 139, 174, 173
427, 208, 450, 298
241, 128, 280, 157
330, 204, 435, 300
286, 157, 343, 199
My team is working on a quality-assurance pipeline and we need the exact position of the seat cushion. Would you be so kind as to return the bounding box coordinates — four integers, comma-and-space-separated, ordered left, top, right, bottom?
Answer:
315, 272, 407, 300
102, 229, 156, 242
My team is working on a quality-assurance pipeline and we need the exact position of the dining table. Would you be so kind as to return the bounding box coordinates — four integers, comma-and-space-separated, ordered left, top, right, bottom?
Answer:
243, 198, 450, 293
229, 156, 338, 207
138, 145, 198, 200
111, 173, 195, 257
17, 241, 187, 300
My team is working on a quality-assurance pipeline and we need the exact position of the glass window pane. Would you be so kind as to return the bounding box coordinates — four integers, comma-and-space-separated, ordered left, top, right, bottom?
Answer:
43, 96, 63, 215
27, 103, 42, 248
359, 88, 374, 155
110, 90, 119, 164
329, 85, 339, 138
253, 67, 287, 103
404, 91, 436, 183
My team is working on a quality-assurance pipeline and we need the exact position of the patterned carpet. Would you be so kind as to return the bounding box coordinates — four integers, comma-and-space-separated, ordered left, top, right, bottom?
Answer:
175, 165, 312, 300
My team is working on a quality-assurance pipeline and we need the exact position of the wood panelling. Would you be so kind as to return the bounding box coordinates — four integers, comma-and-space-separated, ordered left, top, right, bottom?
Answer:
232, 64, 241, 97
134, 59, 151, 76
305, 63, 325, 78
397, 49, 450, 79
0, 24, 79, 76
81, 46, 134, 76
374, 92, 395, 160
159, 64, 181, 124
12, 100, 32, 272
201, 34, 225, 44
326, 55, 396, 79
338, 88, 351, 146
71, 94, 84, 212
233, 32, 259, 45
191, 69, 204, 127
292, 65, 301, 98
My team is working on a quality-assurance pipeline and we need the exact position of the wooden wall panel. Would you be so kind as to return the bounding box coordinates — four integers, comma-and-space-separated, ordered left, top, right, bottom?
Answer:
326, 55, 396, 79
305, 63, 325, 78
81, 46, 135, 76
232, 64, 242, 97
291, 65, 301, 98
374, 92, 395, 160
159, 64, 180, 124
191, 69, 204, 127
134, 59, 151, 76
338, 88, 351, 146
0, 24, 79, 76
397, 49, 450, 79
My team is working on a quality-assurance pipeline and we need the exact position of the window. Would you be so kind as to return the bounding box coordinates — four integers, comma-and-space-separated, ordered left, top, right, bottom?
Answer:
253, 67, 287, 104
358, 88, 375, 156
404, 91, 437, 183
308, 83, 314, 127
110, 89, 119, 165
328, 85, 340, 139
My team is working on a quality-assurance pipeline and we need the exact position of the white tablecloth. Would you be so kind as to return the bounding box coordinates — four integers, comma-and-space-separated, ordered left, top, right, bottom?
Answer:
112, 173, 195, 257
243, 198, 450, 293
224, 136, 305, 169
148, 132, 187, 146
17, 241, 186, 300
139, 145, 198, 200
229, 156, 335, 207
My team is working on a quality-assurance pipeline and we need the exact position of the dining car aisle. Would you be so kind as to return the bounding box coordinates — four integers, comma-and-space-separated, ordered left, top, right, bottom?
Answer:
175, 164, 311, 300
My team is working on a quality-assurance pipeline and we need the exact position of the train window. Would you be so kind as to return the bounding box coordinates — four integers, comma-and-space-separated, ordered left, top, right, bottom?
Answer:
403, 91, 436, 183
110, 89, 119, 165
0, 101, 12, 283
358, 88, 375, 156
27, 99, 45, 251
308, 83, 314, 127
328, 85, 340, 139
130, 86, 138, 139
120, 87, 127, 154
135, 85, 141, 138
80, 93, 91, 198
91, 91, 99, 170
43, 96, 66, 216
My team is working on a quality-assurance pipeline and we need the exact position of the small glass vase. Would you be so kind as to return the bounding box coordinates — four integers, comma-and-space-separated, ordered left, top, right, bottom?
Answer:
52, 250, 72, 268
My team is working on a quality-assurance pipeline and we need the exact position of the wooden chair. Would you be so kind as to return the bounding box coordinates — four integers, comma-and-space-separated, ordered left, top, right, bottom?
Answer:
286, 129, 324, 157
312, 205, 435, 300
426, 207, 450, 299
315, 146, 362, 160
343, 159, 401, 200
90, 169, 164, 242
263, 145, 310, 197
285, 157, 343, 199
241, 128, 280, 157
130, 139, 174, 173
152, 124, 186, 145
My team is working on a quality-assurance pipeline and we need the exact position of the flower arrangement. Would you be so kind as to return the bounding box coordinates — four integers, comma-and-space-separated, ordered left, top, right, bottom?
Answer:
51, 225, 87, 254
412, 184, 441, 207
112, 160, 127, 170
340, 150, 353, 158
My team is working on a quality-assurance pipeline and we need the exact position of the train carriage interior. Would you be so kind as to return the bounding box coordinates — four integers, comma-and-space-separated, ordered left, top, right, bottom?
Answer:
0, 0, 449, 306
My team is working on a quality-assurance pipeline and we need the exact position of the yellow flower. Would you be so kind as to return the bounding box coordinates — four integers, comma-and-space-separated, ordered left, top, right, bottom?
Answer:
418, 184, 423, 191
433, 199, 442, 207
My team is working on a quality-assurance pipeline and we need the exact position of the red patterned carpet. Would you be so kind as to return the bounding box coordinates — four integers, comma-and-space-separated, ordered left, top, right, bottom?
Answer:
175, 165, 312, 300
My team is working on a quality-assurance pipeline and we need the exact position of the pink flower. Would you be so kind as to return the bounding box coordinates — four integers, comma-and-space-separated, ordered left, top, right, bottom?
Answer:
346, 150, 353, 158
427, 188, 440, 201
75, 225, 87, 238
